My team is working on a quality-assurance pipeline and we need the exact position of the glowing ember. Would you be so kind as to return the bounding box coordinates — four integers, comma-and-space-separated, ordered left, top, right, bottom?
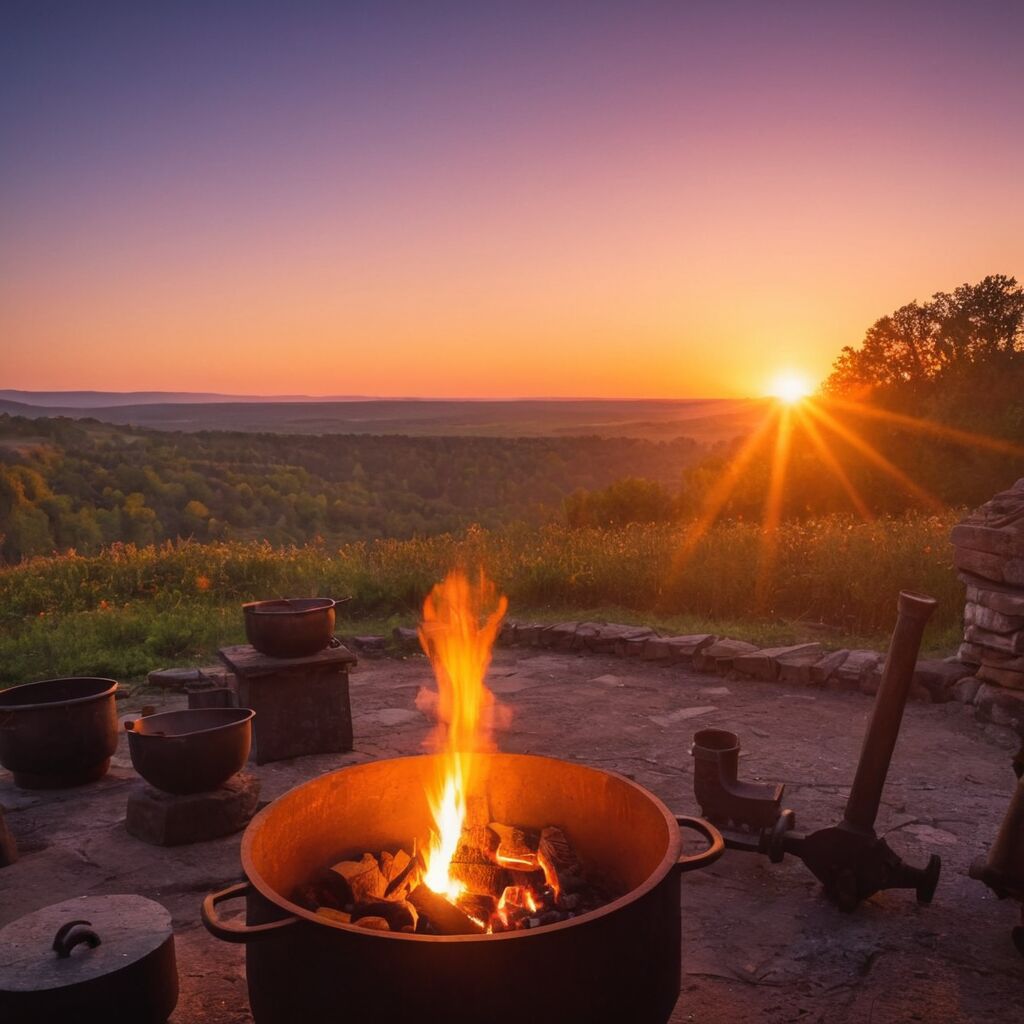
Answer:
417, 570, 508, 904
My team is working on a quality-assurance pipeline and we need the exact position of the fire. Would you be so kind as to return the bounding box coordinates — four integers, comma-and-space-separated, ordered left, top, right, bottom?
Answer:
417, 569, 507, 904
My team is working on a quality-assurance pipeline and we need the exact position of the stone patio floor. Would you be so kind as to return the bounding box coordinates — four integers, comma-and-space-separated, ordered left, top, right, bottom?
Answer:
1, 647, 1021, 1023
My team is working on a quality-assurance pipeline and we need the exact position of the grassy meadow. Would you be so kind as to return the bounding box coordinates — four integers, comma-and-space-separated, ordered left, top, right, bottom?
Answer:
0, 511, 963, 686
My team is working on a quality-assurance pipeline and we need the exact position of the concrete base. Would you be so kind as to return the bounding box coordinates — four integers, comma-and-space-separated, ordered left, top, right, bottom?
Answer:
125, 772, 260, 847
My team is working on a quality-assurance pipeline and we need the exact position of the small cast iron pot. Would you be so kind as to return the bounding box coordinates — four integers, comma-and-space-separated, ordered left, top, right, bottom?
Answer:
125, 707, 255, 794
242, 598, 348, 658
0, 677, 119, 789
202, 753, 724, 1024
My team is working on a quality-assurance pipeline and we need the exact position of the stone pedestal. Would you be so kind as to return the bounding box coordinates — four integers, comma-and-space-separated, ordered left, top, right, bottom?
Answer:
218, 642, 357, 764
125, 772, 260, 846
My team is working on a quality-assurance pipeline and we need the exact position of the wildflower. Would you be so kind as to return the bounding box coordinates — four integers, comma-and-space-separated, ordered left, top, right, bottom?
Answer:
196, 575, 211, 592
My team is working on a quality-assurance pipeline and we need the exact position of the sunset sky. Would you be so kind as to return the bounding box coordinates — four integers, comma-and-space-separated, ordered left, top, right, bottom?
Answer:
2, 1, 1022, 399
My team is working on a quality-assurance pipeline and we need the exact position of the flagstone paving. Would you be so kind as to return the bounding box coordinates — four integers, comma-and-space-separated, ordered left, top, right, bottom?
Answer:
1, 647, 1020, 1022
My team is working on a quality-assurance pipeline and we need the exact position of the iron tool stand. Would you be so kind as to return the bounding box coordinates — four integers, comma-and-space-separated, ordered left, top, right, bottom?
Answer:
692, 591, 942, 911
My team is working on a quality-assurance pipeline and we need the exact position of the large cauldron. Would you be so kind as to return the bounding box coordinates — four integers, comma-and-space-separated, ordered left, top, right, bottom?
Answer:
202, 753, 722, 1024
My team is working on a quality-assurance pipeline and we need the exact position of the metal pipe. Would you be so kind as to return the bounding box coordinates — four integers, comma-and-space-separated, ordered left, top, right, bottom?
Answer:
843, 590, 936, 834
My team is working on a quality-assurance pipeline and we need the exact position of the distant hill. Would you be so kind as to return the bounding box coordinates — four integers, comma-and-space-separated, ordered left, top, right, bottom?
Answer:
0, 389, 369, 408
0, 394, 768, 441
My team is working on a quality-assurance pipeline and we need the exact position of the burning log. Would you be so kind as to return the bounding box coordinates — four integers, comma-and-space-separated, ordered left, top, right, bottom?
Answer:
455, 825, 500, 863
455, 892, 497, 928
352, 899, 418, 932
449, 861, 510, 896
331, 852, 386, 904
382, 847, 419, 899
538, 826, 586, 896
408, 884, 485, 935
491, 823, 540, 869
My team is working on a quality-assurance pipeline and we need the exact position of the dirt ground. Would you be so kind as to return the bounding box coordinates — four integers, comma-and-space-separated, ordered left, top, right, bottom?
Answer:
1, 648, 1021, 1023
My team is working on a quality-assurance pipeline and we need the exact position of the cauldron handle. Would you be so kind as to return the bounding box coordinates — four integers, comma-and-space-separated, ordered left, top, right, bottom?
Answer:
674, 815, 725, 873
202, 881, 300, 943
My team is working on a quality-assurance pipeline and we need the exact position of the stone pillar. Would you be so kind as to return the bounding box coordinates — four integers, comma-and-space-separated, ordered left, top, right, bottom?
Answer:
951, 478, 1024, 691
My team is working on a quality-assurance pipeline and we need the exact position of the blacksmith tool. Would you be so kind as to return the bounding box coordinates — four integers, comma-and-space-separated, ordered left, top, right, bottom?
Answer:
692, 590, 942, 911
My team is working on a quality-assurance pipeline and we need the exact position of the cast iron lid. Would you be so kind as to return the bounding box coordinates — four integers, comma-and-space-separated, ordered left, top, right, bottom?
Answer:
0, 894, 172, 993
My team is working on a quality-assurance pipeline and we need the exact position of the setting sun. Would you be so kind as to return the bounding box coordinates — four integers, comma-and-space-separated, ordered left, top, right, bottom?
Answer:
769, 373, 813, 405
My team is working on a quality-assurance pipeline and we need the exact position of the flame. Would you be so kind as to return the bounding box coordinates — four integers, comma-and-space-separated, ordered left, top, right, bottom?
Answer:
417, 569, 508, 903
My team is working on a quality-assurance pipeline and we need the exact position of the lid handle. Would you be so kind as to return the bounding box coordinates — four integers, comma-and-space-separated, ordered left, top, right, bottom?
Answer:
52, 920, 102, 958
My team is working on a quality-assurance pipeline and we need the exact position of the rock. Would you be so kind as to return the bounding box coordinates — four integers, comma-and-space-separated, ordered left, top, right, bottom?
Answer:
587, 624, 657, 654
517, 624, 545, 646
912, 659, 974, 703
964, 625, 1024, 655
693, 638, 760, 674
641, 637, 674, 661
810, 649, 850, 685
125, 772, 260, 846
952, 676, 981, 704
570, 622, 605, 650
832, 650, 882, 689
777, 651, 826, 686
545, 622, 579, 650
663, 634, 717, 664
733, 643, 822, 681
973, 683, 1024, 737
498, 619, 520, 645
649, 706, 717, 728
951, 522, 1024, 559
964, 601, 1024, 635
976, 663, 1024, 690
957, 641, 985, 666
392, 626, 420, 648
964, 581, 1024, 618
147, 667, 198, 689
351, 635, 387, 655
953, 545, 1008, 583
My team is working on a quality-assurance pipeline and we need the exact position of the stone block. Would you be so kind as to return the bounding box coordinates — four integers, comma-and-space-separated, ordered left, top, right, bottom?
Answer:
951, 523, 1024, 559
965, 581, 1024, 618
517, 624, 545, 646
777, 651, 825, 686
571, 622, 605, 650
952, 676, 981, 704
546, 622, 580, 650
964, 601, 1024, 635
392, 626, 421, 648
973, 684, 1024, 738
693, 638, 760, 674
912, 659, 974, 703
351, 635, 387, 656
733, 643, 822, 681
663, 634, 716, 664
964, 624, 1024, 655
833, 650, 882, 689
641, 637, 674, 661
125, 772, 260, 846
810, 649, 849, 685
957, 641, 985, 666
587, 624, 656, 654
976, 663, 1024, 690
953, 546, 1008, 583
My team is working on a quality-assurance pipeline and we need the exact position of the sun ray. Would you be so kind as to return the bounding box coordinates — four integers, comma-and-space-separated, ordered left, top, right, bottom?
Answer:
670, 405, 780, 572
823, 394, 1024, 458
793, 405, 874, 521
803, 400, 946, 512
754, 405, 793, 608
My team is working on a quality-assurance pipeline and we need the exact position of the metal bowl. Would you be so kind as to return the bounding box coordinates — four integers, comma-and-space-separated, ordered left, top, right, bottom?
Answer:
126, 707, 254, 794
242, 599, 347, 658
0, 677, 119, 789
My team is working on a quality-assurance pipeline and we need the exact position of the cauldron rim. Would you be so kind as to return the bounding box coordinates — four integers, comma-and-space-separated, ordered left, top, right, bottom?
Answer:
239, 752, 683, 943
0, 676, 118, 711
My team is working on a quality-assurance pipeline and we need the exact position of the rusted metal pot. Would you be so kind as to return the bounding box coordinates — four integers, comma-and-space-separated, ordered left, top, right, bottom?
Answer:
202, 753, 723, 1024
0, 678, 118, 789
242, 598, 346, 658
125, 707, 255, 794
